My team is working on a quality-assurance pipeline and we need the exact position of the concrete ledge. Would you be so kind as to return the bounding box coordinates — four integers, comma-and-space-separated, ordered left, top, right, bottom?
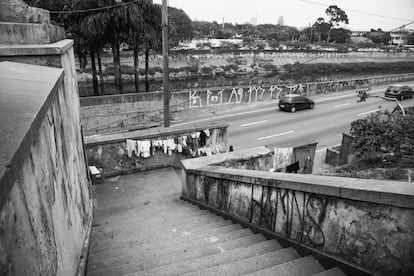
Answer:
0, 39, 73, 56
182, 147, 414, 209
85, 120, 230, 147
0, 61, 64, 209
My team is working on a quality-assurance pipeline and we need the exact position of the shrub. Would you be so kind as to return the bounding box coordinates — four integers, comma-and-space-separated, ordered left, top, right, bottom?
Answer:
350, 107, 414, 166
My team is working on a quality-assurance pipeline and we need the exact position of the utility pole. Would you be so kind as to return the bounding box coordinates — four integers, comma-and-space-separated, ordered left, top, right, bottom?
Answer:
162, 0, 170, 127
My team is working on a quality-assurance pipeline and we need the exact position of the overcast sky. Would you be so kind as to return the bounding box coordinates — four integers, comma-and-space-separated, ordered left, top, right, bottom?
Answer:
154, 0, 414, 31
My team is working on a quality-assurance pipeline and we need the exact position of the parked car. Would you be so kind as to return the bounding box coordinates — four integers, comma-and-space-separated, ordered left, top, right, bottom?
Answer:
278, 94, 315, 112
385, 85, 413, 101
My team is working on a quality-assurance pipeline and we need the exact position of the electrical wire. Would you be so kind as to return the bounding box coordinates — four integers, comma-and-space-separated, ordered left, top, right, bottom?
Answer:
299, 0, 413, 22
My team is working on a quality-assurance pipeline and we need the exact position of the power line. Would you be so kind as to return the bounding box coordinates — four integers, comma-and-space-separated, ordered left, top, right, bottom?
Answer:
49, 0, 143, 14
389, 21, 414, 32
299, 0, 413, 22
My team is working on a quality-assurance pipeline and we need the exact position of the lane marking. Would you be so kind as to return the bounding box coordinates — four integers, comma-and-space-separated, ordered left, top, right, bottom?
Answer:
257, 130, 294, 141
333, 103, 350, 108
172, 107, 276, 127
358, 109, 379, 116
240, 120, 268, 127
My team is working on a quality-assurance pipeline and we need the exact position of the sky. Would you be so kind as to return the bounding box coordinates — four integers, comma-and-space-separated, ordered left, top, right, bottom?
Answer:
153, 0, 414, 31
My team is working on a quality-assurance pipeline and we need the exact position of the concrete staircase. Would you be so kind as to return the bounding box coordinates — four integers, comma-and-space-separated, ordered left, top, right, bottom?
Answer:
86, 168, 346, 276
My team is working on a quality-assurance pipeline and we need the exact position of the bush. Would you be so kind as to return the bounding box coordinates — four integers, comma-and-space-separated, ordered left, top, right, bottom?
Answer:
350, 107, 414, 167
201, 66, 214, 74
222, 63, 239, 72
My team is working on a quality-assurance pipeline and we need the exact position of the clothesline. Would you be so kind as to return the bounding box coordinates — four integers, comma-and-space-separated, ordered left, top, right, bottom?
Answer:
125, 129, 221, 159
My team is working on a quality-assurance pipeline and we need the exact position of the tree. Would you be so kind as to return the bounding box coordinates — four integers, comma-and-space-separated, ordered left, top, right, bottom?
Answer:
350, 107, 414, 165
325, 5, 349, 43
143, 3, 162, 92
365, 31, 391, 44
329, 28, 351, 43
313, 17, 330, 42
168, 7, 193, 45
81, 11, 109, 96
406, 32, 414, 45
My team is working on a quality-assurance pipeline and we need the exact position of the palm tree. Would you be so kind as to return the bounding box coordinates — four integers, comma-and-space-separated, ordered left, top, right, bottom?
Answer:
142, 3, 162, 91
124, 0, 145, 93
81, 12, 109, 96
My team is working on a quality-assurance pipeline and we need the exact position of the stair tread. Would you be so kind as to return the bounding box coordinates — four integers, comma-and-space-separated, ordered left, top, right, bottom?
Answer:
91, 216, 230, 243
245, 255, 325, 276
89, 221, 242, 250
183, 247, 300, 276
313, 267, 347, 276
89, 227, 254, 259
87, 233, 275, 275
134, 236, 281, 276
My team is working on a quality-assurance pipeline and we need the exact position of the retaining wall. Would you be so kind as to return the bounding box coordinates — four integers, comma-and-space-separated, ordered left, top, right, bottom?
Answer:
0, 61, 91, 275
80, 73, 414, 135
181, 147, 414, 276
85, 121, 229, 177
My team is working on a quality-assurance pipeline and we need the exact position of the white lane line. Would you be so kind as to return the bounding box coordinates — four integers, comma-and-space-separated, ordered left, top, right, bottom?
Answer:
257, 130, 294, 141
240, 120, 268, 127
333, 103, 350, 108
315, 88, 384, 103
171, 107, 276, 127
358, 109, 379, 116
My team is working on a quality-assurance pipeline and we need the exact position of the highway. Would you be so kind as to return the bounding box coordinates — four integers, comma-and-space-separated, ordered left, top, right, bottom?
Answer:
172, 83, 414, 152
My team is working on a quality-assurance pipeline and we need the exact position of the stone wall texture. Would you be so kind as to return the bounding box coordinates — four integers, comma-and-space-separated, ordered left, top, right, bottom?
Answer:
184, 171, 414, 275
0, 42, 91, 275
182, 149, 414, 275
86, 123, 228, 176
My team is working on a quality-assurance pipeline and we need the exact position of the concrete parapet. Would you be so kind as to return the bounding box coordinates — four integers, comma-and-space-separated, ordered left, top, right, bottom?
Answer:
0, 61, 91, 275
182, 147, 414, 275
0, 0, 50, 24
85, 121, 230, 177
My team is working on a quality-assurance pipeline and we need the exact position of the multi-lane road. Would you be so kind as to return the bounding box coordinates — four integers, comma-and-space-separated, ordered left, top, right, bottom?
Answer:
173, 83, 414, 153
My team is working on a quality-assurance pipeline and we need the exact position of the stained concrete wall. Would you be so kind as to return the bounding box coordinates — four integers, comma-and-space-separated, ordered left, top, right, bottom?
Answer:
214, 143, 317, 174
0, 61, 91, 275
85, 121, 229, 177
79, 73, 414, 135
181, 147, 414, 275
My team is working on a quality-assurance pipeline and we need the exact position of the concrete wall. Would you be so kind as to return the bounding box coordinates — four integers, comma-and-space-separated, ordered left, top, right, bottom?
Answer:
325, 146, 341, 167
214, 143, 317, 174
79, 73, 414, 135
0, 61, 91, 275
181, 147, 414, 275
85, 121, 229, 177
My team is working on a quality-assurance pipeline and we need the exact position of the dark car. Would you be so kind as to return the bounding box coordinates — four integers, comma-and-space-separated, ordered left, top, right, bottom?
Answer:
385, 85, 413, 101
278, 94, 315, 112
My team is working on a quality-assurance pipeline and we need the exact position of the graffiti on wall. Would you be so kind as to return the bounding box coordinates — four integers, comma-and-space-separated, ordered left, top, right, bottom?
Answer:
188, 77, 383, 109
250, 186, 328, 250
189, 84, 309, 108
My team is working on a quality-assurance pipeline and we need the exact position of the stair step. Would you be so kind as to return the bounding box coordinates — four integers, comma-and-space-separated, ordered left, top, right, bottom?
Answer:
88, 222, 244, 269
90, 216, 232, 247
87, 232, 270, 275
132, 238, 282, 276
91, 214, 228, 242
313, 267, 347, 276
89, 223, 244, 257
93, 210, 219, 233
246, 255, 325, 276
89, 227, 254, 260
93, 203, 207, 225
185, 247, 300, 276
